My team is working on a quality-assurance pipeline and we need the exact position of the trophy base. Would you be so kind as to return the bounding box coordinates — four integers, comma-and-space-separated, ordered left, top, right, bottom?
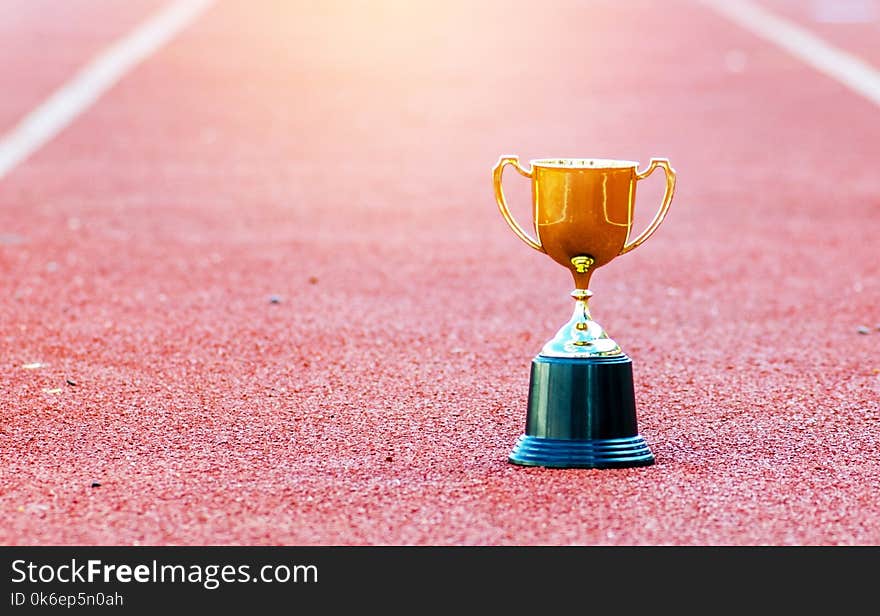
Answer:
508, 354, 655, 469
508, 434, 654, 469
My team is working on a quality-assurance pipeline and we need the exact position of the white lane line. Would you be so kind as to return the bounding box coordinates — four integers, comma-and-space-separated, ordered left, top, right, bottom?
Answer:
0, 0, 215, 180
702, 0, 880, 107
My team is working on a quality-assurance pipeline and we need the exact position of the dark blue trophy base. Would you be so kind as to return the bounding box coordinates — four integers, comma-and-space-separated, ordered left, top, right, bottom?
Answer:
508, 354, 655, 469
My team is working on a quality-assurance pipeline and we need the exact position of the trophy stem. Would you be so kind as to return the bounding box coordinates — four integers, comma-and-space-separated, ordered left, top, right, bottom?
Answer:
539, 288, 622, 358
571, 288, 593, 327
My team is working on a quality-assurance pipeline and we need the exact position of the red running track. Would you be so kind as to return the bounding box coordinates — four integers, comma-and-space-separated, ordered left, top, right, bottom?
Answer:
0, 0, 878, 545
0, 0, 164, 133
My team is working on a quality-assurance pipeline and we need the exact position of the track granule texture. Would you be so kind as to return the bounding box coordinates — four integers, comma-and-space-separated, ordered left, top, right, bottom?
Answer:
0, 0, 878, 544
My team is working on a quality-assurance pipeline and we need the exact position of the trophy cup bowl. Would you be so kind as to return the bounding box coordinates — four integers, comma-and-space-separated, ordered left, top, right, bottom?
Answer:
493, 155, 676, 468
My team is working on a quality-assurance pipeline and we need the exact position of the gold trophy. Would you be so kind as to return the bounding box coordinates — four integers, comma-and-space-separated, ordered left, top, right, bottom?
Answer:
493, 156, 676, 468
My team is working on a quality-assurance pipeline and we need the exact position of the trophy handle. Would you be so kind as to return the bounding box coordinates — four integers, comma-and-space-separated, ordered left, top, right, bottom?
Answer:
493, 155, 545, 253
620, 158, 676, 255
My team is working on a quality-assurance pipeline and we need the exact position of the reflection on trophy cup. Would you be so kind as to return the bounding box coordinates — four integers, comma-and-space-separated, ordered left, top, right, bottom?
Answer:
493, 156, 676, 468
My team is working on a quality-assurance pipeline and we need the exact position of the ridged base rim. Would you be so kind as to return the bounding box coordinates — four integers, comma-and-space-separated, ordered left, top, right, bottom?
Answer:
508, 435, 654, 469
